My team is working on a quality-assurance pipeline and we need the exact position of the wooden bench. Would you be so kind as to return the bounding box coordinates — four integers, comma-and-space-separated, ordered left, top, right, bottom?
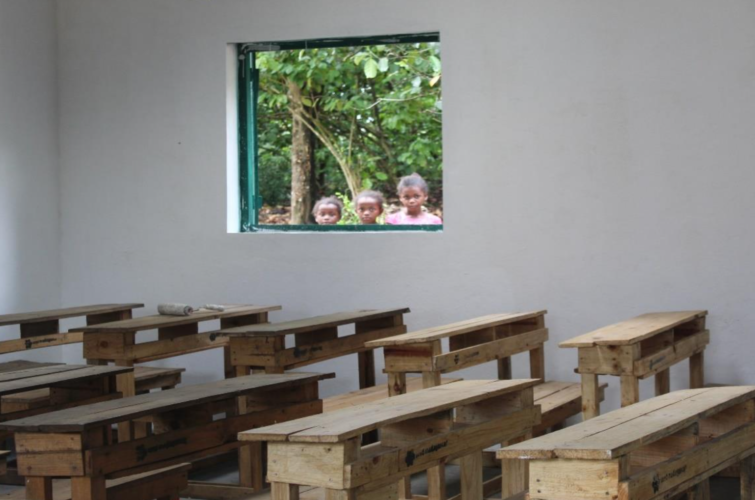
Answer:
240, 379, 540, 500
0, 304, 143, 354
222, 308, 409, 445
222, 308, 409, 379
367, 311, 603, 435
1, 372, 331, 500
367, 311, 603, 498
0, 364, 131, 485
1, 366, 186, 413
79, 304, 280, 440
498, 386, 755, 500
560, 310, 709, 419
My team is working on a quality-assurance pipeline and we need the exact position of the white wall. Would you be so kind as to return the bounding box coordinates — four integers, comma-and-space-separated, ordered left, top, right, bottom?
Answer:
56, 0, 755, 408
0, 0, 62, 362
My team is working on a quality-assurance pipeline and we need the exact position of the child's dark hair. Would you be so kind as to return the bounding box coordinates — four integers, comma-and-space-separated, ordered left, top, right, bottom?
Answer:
397, 173, 429, 195
311, 196, 343, 217
354, 190, 385, 206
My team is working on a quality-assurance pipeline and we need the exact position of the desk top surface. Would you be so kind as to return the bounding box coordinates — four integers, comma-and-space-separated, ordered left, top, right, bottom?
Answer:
499, 386, 755, 460
0, 304, 144, 327
368, 311, 547, 347
0, 364, 130, 397
221, 308, 409, 337
241, 378, 538, 444
77, 305, 282, 333
0, 372, 332, 432
559, 311, 708, 348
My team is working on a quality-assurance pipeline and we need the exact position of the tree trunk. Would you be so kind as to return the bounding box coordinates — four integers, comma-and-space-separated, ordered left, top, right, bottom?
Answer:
287, 81, 314, 224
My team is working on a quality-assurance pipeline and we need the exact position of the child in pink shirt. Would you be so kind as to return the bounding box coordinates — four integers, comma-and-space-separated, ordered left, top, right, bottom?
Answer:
386, 174, 442, 225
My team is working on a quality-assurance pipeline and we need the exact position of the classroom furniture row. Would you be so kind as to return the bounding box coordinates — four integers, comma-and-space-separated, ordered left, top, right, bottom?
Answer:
0, 303, 716, 500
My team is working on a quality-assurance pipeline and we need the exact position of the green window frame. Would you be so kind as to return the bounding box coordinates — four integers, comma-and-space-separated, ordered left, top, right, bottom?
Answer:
237, 32, 443, 233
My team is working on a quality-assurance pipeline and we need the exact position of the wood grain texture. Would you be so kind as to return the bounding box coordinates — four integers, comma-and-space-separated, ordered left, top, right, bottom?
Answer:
560, 310, 707, 348
78, 305, 281, 333
221, 308, 409, 337
0, 304, 143, 327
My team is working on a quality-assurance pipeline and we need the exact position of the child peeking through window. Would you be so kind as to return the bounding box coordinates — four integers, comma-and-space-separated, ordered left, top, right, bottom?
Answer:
386, 174, 442, 225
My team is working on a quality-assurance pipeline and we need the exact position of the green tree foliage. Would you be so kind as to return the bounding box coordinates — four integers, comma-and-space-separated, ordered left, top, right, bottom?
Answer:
256, 42, 443, 211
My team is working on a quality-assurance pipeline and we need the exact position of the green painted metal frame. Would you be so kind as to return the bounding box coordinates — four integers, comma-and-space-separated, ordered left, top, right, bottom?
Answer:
237, 32, 442, 233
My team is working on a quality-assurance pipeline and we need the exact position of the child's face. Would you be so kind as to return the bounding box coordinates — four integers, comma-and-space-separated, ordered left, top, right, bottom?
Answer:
400, 186, 428, 216
356, 197, 383, 224
314, 204, 341, 225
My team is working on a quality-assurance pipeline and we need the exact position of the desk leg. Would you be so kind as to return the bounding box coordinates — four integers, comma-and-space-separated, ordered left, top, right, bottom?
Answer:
358, 350, 376, 389
115, 361, 136, 442
422, 371, 444, 499
271, 482, 299, 500
529, 345, 545, 381
655, 369, 670, 396
581, 373, 601, 420
237, 369, 264, 491
387, 372, 411, 498
224, 345, 235, 379
501, 457, 527, 500
460, 451, 483, 500
620, 375, 640, 408
427, 465, 446, 500
388, 373, 407, 396
742, 455, 755, 499
25, 477, 52, 500
498, 357, 512, 380
359, 350, 379, 444
690, 352, 705, 389
422, 371, 441, 388
71, 476, 106, 500
688, 479, 711, 500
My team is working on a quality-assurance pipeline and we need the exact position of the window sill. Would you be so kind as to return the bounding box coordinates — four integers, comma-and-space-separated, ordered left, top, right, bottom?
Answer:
241, 224, 443, 233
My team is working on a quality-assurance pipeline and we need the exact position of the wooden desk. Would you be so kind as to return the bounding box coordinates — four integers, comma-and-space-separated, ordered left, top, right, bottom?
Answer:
240, 379, 540, 500
223, 308, 408, 381
499, 386, 755, 500
80, 304, 281, 403
0, 364, 130, 485
0, 304, 143, 354
2, 372, 331, 500
367, 311, 601, 499
560, 310, 709, 419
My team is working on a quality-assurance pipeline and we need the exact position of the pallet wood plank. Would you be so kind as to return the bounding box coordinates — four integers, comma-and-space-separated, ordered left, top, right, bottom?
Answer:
78, 305, 282, 333
0, 304, 143, 327
241, 379, 538, 443
499, 386, 755, 460
560, 311, 708, 348
367, 311, 547, 346
222, 309, 410, 337
0, 372, 332, 432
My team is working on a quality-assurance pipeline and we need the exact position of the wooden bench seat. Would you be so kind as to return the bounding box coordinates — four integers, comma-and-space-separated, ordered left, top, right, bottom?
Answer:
561, 310, 709, 419
2, 372, 332, 500
499, 386, 755, 500
240, 379, 540, 500
323, 376, 460, 412
1, 366, 185, 413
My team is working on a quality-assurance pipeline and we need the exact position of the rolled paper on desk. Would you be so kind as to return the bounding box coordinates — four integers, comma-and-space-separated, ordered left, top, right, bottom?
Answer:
202, 304, 226, 312
157, 303, 194, 316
